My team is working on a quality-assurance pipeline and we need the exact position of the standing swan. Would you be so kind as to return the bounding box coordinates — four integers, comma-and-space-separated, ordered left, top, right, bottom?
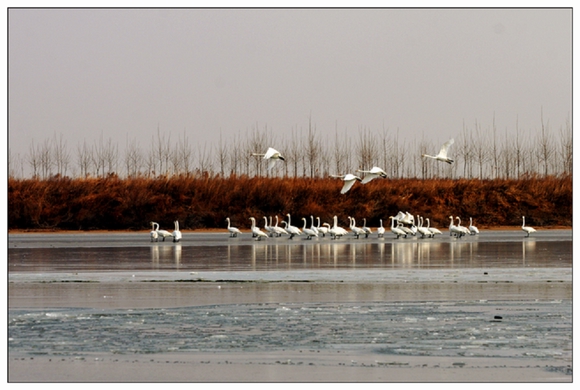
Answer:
249, 217, 268, 240
522, 216, 536, 237
283, 214, 302, 239
377, 219, 386, 238
449, 216, 465, 238
469, 217, 480, 235
150, 222, 159, 242
330, 215, 348, 239
152, 221, 172, 241
422, 138, 455, 164
301, 218, 319, 239
251, 147, 285, 171
226, 217, 242, 237
389, 216, 407, 239
172, 220, 182, 242
330, 173, 362, 194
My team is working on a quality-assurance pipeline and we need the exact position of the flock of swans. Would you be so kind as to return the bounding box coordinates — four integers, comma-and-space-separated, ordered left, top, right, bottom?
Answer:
252, 140, 451, 195
225, 213, 537, 241
147, 214, 536, 243
148, 141, 537, 243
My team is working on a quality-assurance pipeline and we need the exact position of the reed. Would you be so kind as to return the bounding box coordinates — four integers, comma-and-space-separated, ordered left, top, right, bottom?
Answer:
8, 174, 572, 231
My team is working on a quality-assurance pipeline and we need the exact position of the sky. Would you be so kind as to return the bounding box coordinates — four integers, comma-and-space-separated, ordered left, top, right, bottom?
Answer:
6, 6, 573, 163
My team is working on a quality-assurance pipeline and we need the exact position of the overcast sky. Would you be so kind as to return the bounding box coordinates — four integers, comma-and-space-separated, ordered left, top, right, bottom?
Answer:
8, 7, 572, 160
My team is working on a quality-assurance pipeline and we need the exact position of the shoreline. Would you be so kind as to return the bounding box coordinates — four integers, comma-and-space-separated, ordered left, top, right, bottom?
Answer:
7, 226, 573, 234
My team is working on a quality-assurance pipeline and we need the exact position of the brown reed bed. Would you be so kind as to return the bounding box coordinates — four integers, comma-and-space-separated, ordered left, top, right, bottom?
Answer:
8, 174, 572, 231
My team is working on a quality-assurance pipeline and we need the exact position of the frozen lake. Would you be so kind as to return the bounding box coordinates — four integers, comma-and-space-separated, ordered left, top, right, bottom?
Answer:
8, 229, 573, 381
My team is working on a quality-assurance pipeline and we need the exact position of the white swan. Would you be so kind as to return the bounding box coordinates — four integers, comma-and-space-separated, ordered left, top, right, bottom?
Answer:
522, 216, 537, 237
377, 219, 386, 238
263, 216, 276, 237
422, 138, 455, 164
249, 217, 268, 240
152, 221, 172, 241
172, 220, 182, 242
425, 218, 442, 235
310, 215, 319, 236
330, 215, 348, 239
330, 173, 362, 194
284, 213, 302, 239
316, 217, 329, 237
251, 147, 285, 171
348, 217, 365, 239
456, 217, 470, 236
356, 166, 387, 184
226, 217, 242, 237
302, 218, 319, 239
150, 222, 159, 242
362, 218, 372, 238
469, 217, 480, 235
449, 216, 465, 238
389, 216, 407, 239
272, 215, 288, 237
417, 216, 433, 238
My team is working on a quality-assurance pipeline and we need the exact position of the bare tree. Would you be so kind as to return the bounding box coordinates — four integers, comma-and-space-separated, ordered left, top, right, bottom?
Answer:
537, 110, 554, 177
27, 139, 41, 178
124, 136, 143, 178
153, 126, 172, 176
457, 123, 474, 178
355, 127, 378, 172
102, 137, 118, 175
38, 138, 53, 179
216, 131, 228, 176
197, 141, 213, 175
76, 140, 92, 177
558, 118, 572, 175
473, 121, 489, 179
52, 133, 70, 177
304, 117, 321, 177
287, 127, 302, 178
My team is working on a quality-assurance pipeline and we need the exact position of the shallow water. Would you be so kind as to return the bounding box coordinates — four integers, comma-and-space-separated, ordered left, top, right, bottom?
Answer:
8, 230, 573, 273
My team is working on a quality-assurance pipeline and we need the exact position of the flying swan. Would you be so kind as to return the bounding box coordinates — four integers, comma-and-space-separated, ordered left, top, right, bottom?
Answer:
356, 166, 387, 184
422, 138, 455, 164
251, 147, 285, 171
330, 173, 362, 194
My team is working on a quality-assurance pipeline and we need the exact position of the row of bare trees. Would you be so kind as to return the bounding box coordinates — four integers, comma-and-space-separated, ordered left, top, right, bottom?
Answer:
9, 117, 572, 180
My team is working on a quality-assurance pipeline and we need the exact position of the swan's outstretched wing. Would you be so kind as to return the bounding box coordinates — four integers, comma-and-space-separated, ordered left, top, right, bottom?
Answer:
264, 147, 280, 160
340, 176, 360, 194
438, 138, 454, 158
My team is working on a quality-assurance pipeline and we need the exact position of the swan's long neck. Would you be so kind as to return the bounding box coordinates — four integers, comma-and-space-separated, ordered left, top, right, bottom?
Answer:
275, 215, 279, 227
449, 217, 454, 227
456, 217, 462, 226
333, 216, 338, 229
380, 219, 383, 228
317, 217, 321, 229
287, 214, 291, 226
226, 219, 231, 229
426, 218, 430, 228
522, 217, 525, 227
175, 221, 179, 231
263, 216, 268, 227
302, 218, 307, 229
